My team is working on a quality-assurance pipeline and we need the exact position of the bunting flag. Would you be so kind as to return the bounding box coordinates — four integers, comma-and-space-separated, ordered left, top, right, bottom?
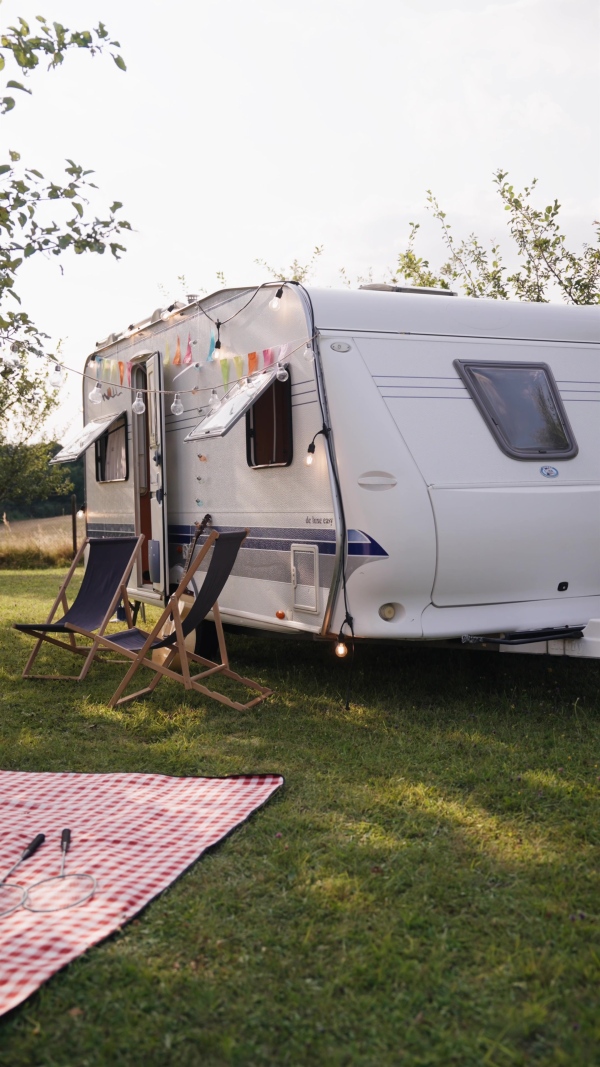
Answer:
279, 342, 292, 361
118, 361, 125, 385
174, 335, 182, 365
221, 359, 230, 387
263, 348, 274, 368
233, 355, 244, 380
126, 362, 132, 387
95, 356, 102, 379
248, 351, 258, 375
111, 359, 120, 384
184, 333, 193, 364
207, 327, 216, 363
164, 342, 170, 366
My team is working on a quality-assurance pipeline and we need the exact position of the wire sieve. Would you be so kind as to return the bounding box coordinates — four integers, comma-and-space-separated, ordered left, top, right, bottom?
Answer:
24, 829, 97, 913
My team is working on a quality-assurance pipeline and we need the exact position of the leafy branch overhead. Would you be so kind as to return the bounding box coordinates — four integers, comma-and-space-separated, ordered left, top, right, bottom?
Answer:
394, 171, 600, 304
0, 11, 131, 365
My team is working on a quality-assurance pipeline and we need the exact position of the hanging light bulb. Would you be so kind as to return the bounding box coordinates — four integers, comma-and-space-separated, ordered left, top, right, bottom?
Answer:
132, 391, 146, 415
269, 286, 284, 311
276, 362, 289, 383
49, 362, 64, 389
335, 640, 348, 658
209, 389, 220, 411
88, 381, 102, 405
303, 343, 315, 363
305, 441, 316, 466
171, 392, 184, 416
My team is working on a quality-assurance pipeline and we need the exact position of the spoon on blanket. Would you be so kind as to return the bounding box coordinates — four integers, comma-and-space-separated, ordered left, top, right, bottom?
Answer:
0, 833, 45, 918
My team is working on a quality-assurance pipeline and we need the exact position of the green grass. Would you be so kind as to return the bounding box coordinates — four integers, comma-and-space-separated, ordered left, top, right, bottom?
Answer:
1, 570, 599, 1066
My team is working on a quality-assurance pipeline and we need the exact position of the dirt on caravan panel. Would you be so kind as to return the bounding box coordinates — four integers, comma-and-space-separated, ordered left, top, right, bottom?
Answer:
55, 283, 600, 658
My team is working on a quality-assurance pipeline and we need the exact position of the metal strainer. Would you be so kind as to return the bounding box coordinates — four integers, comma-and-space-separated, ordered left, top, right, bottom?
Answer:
24, 829, 97, 913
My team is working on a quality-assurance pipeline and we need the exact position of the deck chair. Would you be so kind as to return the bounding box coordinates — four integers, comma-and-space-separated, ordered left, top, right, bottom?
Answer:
14, 536, 144, 681
69, 529, 272, 711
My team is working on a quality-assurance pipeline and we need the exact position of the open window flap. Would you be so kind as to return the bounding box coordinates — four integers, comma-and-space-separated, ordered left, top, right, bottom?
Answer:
184, 368, 279, 442
50, 411, 127, 464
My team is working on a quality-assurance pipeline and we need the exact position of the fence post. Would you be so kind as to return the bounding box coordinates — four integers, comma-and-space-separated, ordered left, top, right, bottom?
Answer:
71, 493, 77, 559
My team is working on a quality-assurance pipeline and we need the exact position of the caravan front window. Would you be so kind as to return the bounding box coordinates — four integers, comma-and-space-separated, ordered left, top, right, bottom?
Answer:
246, 376, 293, 468
454, 360, 577, 459
95, 414, 129, 482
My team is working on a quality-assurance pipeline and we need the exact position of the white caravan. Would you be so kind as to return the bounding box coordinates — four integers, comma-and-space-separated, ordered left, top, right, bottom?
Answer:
53, 283, 600, 658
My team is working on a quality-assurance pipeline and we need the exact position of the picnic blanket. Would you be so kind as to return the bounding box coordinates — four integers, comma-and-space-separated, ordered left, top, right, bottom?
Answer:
0, 769, 283, 1016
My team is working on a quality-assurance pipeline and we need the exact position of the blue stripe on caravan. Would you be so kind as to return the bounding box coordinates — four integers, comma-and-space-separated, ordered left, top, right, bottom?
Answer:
168, 526, 388, 557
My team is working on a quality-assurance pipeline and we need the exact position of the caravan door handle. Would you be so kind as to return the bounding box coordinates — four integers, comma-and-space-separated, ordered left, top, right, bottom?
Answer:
153, 451, 162, 466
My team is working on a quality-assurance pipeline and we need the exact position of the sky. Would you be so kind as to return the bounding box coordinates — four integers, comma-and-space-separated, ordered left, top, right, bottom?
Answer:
2, 0, 599, 438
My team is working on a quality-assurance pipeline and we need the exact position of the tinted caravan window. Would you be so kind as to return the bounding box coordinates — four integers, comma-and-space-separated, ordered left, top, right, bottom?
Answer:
454, 360, 577, 459
246, 376, 293, 467
95, 414, 128, 481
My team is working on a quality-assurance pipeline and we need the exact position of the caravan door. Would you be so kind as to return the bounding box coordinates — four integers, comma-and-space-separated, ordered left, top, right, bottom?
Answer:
145, 353, 169, 598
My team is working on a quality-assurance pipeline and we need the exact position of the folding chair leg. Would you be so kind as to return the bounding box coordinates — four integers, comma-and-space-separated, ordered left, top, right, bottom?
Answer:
22, 637, 44, 679
77, 638, 101, 682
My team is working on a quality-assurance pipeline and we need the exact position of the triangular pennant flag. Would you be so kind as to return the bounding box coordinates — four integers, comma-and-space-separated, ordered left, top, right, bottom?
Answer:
126, 362, 132, 386
112, 359, 120, 384
118, 361, 125, 385
248, 351, 258, 375
164, 342, 170, 366
263, 348, 274, 368
207, 327, 216, 363
174, 335, 182, 365
233, 355, 244, 380
221, 358, 230, 387
184, 333, 193, 364
95, 356, 102, 380
279, 342, 292, 361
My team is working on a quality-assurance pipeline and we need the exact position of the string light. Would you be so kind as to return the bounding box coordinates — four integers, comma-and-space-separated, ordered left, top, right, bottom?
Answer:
132, 391, 146, 415
335, 640, 348, 658
171, 393, 184, 416
303, 343, 315, 363
276, 362, 289, 383
305, 442, 315, 466
49, 363, 64, 389
269, 286, 284, 311
88, 382, 102, 405
209, 389, 220, 411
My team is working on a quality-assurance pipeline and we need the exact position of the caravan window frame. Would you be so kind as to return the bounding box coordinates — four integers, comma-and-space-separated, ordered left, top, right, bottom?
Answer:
454, 359, 578, 460
95, 413, 129, 483
245, 374, 293, 468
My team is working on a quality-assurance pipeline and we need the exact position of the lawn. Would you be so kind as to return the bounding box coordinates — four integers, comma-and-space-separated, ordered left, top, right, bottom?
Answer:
0, 570, 599, 1066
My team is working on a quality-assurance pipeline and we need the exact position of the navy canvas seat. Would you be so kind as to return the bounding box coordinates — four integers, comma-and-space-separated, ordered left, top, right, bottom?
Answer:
14, 536, 143, 681
78, 529, 272, 712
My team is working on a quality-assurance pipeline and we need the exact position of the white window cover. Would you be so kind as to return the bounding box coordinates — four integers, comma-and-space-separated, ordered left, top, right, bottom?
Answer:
50, 412, 126, 464
184, 369, 278, 442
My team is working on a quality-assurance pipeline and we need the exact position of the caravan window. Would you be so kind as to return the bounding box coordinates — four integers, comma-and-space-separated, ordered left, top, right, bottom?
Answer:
95, 414, 129, 482
454, 360, 577, 459
246, 376, 293, 467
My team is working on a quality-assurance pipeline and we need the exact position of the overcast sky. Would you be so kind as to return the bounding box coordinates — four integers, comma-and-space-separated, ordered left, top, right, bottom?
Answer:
2, 0, 599, 437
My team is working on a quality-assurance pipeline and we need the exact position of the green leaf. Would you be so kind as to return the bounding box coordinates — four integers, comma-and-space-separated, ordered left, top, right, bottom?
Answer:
113, 54, 126, 71
6, 80, 32, 94
110, 201, 123, 213
0, 165, 11, 176
1, 97, 15, 113
23, 244, 35, 258
9, 150, 20, 162
0, 55, 4, 72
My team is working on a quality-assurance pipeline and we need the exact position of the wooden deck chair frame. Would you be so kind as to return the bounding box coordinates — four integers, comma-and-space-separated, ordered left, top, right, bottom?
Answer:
69, 529, 273, 711
17, 535, 144, 682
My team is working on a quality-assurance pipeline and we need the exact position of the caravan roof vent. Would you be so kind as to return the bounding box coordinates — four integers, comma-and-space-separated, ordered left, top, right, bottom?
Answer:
359, 283, 457, 297
95, 332, 119, 349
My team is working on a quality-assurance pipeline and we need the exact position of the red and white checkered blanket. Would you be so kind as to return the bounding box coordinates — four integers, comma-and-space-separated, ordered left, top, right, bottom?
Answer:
0, 769, 283, 1016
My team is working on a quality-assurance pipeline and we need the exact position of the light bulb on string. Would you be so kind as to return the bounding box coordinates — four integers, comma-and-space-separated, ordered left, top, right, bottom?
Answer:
88, 382, 102, 405
269, 286, 284, 311
209, 389, 220, 411
132, 391, 146, 415
303, 343, 315, 363
171, 393, 184, 416
335, 641, 348, 658
276, 362, 289, 383
305, 441, 316, 466
49, 362, 64, 389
